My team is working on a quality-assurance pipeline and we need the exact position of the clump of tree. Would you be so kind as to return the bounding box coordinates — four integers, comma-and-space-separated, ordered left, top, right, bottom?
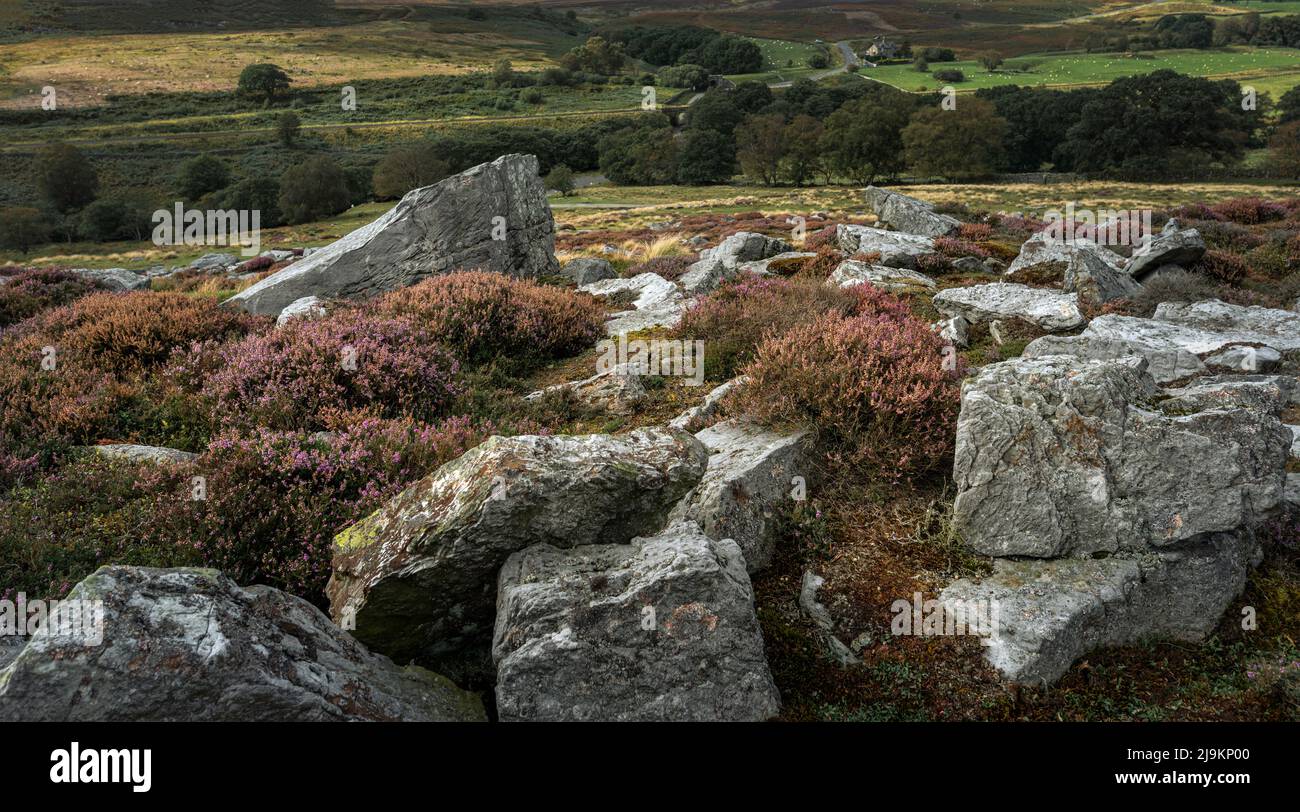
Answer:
372, 142, 450, 200
605, 24, 762, 74
237, 63, 292, 104
278, 155, 351, 224
177, 154, 230, 201
544, 164, 576, 196
560, 37, 627, 75
902, 97, 1007, 179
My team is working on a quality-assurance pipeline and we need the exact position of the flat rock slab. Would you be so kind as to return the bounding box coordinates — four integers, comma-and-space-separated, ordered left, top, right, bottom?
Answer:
88, 444, 197, 464
669, 376, 746, 431
1158, 376, 1294, 416
953, 354, 1289, 558
227, 154, 557, 317
667, 419, 811, 573
835, 224, 936, 268
0, 567, 486, 721
933, 283, 1084, 332
66, 267, 149, 292
492, 521, 781, 721
863, 186, 961, 238
829, 259, 936, 293
327, 428, 708, 671
941, 535, 1259, 684
524, 364, 646, 415
1153, 300, 1300, 352
737, 252, 818, 277
580, 272, 686, 335
1083, 312, 1295, 357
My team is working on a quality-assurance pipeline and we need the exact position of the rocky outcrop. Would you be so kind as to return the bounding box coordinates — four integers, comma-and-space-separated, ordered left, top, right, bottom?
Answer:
863, 186, 961, 238
491, 521, 781, 721
1157, 375, 1294, 417
829, 259, 936, 293
88, 444, 197, 464
561, 257, 615, 286
1126, 220, 1206, 281
669, 376, 745, 431
737, 251, 817, 277
1152, 300, 1300, 352
580, 272, 686, 334
327, 429, 708, 672
1023, 334, 1206, 384
1004, 232, 1138, 302
933, 283, 1085, 331
0, 567, 486, 721
524, 364, 646, 415
679, 232, 792, 295
66, 267, 149, 292
227, 154, 557, 317
835, 224, 936, 268
668, 419, 811, 573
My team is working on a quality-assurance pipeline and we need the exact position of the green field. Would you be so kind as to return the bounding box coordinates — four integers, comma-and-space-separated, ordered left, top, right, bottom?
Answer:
723, 37, 836, 84
862, 45, 1300, 93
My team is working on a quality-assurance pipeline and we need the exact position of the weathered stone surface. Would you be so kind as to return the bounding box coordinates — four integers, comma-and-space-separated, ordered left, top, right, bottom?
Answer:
1153, 300, 1300, 352
191, 252, 239, 271
1205, 345, 1282, 373
580, 272, 686, 335
0, 567, 486, 721
940, 535, 1260, 684
1158, 376, 1293, 417
228, 154, 557, 317
1021, 334, 1208, 385
275, 295, 327, 327
524, 364, 646, 415
933, 283, 1085, 332
863, 186, 961, 238
89, 444, 197, 464
932, 315, 970, 348
327, 429, 708, 669
835, 224, 936, 268
799, 571, 859, 667
679, 233, 792, 295
668, 376, 745, 431
492, 521, 781, 721
736, 251, 818, 277
829, 259, 936, 293
66, 267, 149, 292
952, 355, 1289, 558
561, 257, 615, 286
1005, 232, 1138, 302
1126, 221, 1206, 281
1082, 313, 1275, 356
668, 419, 811, 573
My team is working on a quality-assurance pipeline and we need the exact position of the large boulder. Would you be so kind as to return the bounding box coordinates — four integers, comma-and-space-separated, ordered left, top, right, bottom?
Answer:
667, 419, 811, 573
1004, 232, 1138, 303
1153, 300, 1300, 351
940, 534, 1260, 684
933, 283, 1085, 332
863, 186, 961, 238
226, 154, 557, 317
952, 354, 1289, 558
1023, 334, 1206, 385
66, 267, 149, 292
327, 429, 709, 672
492, 520, 781, 721
829, 259, 936, 293
0, 567, 486, 721
835, 224, 936, 268
1126, 220, 1206, 281
679, 232, 792, 295
560, 257, 615, 286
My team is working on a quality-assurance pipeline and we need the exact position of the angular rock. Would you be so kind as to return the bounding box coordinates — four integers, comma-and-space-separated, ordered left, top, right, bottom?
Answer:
580, 272, 686, 335
799, 571, 859, 667
1022, 334, 1206, 384
561, 257, 615, 286
492, 521, 781, 721
940, 535, 1260, 684
679, 233, 791, 295
524, 364, 646, 415
89, 444, 197, 464
736, 251, 818, 277
327, 429, 709, 670
952, 354, 1289, 558
1158, 376, 1294, 417
1084, 312, 1295, 358
669, 376, 745, 431
275, 295, 327, 327
1153, 300, 1300, 352
931, 315, 970, 348
190, 252, 239, 271
66, 267, 149, 292
1126, 221, 1206, 281
667, 419, 811, 573
1005, 232, 1138, 302
863, 186, 961, 238
835, 224, 936, 268
227, 154, 557, 317
829, 259, 936, 293
1205, 344, 1282, 373
0, 567, 486, 721
933, 283, 1084, 332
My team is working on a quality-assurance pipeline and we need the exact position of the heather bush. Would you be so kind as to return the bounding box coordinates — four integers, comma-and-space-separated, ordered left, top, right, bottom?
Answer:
198, 309, 461, 432
958, 223, 994, 242
1128, 268, 1220, 317
734, 308, 962, 479
1190, 219, 1265, 252
1209, 197, 1287, 225
915, 252, 954, 275
624, 254, 695, 282
0, 268, 102, 330
804, 224, 839, 251
374, 271, 605, 368
1194, 249, 1249, 284
1169, 202, 1220, 222
934, 236, 990, 260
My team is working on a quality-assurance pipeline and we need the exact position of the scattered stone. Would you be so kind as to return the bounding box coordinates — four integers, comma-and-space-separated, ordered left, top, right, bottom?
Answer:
1126, 220, 1206, 281
190, 252, 239, 272
89, 444, 196, 464
275, 295, 327, 327
835, 224, 936, 268
679, 232, 792, 295
561, 257, 615, 286
931, 315, 969, 348
933, 283, 1084, 332
951, 256, 986, 274
0, 567, 486, 722
1005, 232, 1137, 302
863, 186, 961, 238
65, 267, 149, 292
799, 571, 859, 667
829, 259, 936, 293
580, 272, 686, 334
736, 251, 818, 277
668, 376, 746, 431
524, 364, 646, 415
1158, 376, 1293, 417
1153, 300, 1300, 352
227, 154, 558, 317
492, 521, 781, 721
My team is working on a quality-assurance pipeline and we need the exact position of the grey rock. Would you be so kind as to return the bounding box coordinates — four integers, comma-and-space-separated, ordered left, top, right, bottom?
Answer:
0, 567, 486, 721
932, 315, 970, 348
1082, 313, 1278, 356
953, 354, 1289, 558
668, 376, 746, 431
189, 252, 239, 271
679, 232, 791, 295
580, 272, 686, 335
524, 363, 647, 415
799, 571, 859, 667
1005, 232, 1137, 302
1158, 376, 1294, 417
1126, 223, 1206, 281
829, 259, 936, 293
65, 267, 149, 292
668, 419, 811, 573
561, 257, 615, 286
736, 251, 818, 277
88, 444, 196, 464
260, 250, 295, 262
835, 224, 936, 268
227, 154, 557, 317
951, 256, 987, 274
492, 521, 781, 721
1205, 345, 1282, 373
1153, 300, 1300, 351
1021, 334, 1209, 385
863, 186, 961, 238
274, 295, 327, 327
327, 429, 709, 670
933, 283, 1085, 332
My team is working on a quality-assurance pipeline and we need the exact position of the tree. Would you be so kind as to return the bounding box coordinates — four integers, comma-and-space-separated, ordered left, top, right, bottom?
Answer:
657, 64, 709, 91
545, 164, 576, 196
902, 97, 1007, 179
598, 126, 678, 185
278, 156, 351, 224
732, 81, 774, 114
689, 35, 762, 74
560, 37, 626, 75
36, 143, 98, 214
735, 114, 786, 185
687, 90, 744, 138
819, 93, 914, 184
237, 63, 292, 104
492, 58, 515, 88
213, 177, 284, 228
78, 196, 154, 242
781, 115, 824, 186
277, 111, 301, 147
912, 55, 929, 73
372, 142, 450, 200
176, 154, 230, 200
676, 129, 736, 185
1269, 120, 1300, 178
978, 52, 1004, 71
1279, 86, 1300, 124
0, 207, 50, 253
808, 52, 830, 69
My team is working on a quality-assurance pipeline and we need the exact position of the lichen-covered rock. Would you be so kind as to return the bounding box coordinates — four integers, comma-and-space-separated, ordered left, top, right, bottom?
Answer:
737, 251, 818, 277
88, 444, 197, 464
1153, 300, 1300, 351
1158, 376, 1294, 417
327, 429, 709, 671
952, 355, 1289, 558
227, 154, 557, 317
66, 267, 149, 292
275, 295, 327, 327
561, 257, 615, 286
667, 419, 811, 573
1004, 232, 1137, 302
524, 364, 646, 415
491, 521, 781, 721
863, 186, 961, 238
933, 283, 1084, 332
1126, 220, 1206, 281
1205, 345, 1282, 373
829, 259, 936, 293
835, 224, 936, 268
0, 567, 486, 721
580, 272, 686, 334
931, 315, 970, 348
940, 534, 1260, 684
668, 376, 746, 431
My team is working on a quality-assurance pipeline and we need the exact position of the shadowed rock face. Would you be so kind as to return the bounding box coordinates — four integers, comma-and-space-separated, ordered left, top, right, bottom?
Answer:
1004, 232, 1138, 303
327, 429, 709, 674
0, 567, 486, 722
863, 186, 961, 238
492, 521, 781, 721
226, 154, 557, 317
933, 283, 1084, 332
